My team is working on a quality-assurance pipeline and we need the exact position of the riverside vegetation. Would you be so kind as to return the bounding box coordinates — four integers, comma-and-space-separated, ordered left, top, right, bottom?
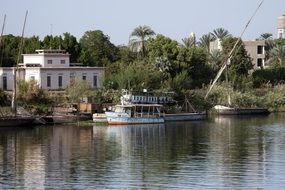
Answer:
0, 27, 285, 115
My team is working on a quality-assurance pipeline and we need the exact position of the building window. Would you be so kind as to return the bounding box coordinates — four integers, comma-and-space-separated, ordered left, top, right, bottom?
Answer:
257, 58, 263, 67
2, 76, 7, 90
47, 76, 51, 87
47, 60, 52, 64
58, 75, 62, 88
93, 75, 97, 87
60, 60, 65, 64
30, 76, 35, 81
257, 46, 263, 54
82, 75, 86, 80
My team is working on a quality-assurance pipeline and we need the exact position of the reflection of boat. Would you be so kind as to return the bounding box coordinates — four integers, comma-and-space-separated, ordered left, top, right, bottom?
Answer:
214, 105, 269, 115
105, 104, 164, 125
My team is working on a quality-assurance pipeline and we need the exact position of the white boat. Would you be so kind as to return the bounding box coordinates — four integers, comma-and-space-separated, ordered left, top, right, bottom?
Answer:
214, 105, 269, 115
105, 104, 164, 125
92, 113, 107, 123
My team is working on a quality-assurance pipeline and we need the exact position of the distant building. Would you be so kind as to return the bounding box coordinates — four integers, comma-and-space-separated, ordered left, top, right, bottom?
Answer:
0, 49, 104, 91
277, 15, 285, 39
209, 39, 266, 69
243, 40, 266, 69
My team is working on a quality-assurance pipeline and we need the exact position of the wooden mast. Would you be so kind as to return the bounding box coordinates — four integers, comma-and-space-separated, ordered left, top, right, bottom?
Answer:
0, 14, 6, 67
12, 11, 28, 115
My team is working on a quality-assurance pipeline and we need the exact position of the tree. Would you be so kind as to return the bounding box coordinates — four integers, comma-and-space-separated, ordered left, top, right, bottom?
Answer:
181, 33, 196, 49
147, 34, 179, 78
211, 28, 231, 41
259, 33, 273, 40
198, 33, 215, 52
0, 34, 20, 67
65, 79, 91, 103
268, 45, 285, 67
61, 33, 80, 63
222, 37, 253, 89
79, 30, 119, 66
129, 25, 155, 57
208, 49, 222, 71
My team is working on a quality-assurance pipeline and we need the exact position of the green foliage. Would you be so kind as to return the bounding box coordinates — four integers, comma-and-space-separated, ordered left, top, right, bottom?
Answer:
264, 84, 285, 111
16, 80, 52, 114
105, 60, 163, 91
17, 80, 51, 105
0, 89, 9, 106
129, 25, 155, 58
252, 68, 285, 87
0, 34, 20, 67
65, 79, 91, 104
79, 30, 119, 66
222, 37, 253, 90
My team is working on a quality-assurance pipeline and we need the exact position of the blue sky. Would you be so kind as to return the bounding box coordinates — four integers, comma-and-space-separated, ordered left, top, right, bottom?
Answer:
0, 0, 284, 45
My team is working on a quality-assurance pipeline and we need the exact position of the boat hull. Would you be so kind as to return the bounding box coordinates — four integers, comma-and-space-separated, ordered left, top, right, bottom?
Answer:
105, 112, 164, 125
164, 112, 206, 121
0, 116, 35, 127
214, 105, 270, 115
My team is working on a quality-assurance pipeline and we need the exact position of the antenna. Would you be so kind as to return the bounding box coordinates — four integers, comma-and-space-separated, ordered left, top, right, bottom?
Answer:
204, 0, 264, 100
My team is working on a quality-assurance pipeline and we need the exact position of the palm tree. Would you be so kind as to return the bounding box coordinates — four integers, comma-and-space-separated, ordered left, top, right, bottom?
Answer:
211, 28, 231, 41
181, 33, 196, 49
208, 49, 222, 70
268, 45, 285, 67
258, 33, 274, 60
198, 33, 215, 52
259, 33, 273, 40
129, 25, 155, 57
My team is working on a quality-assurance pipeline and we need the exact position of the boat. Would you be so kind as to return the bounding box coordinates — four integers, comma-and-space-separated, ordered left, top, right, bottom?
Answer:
41, 113, 92, 124
105, 104, 164, 125
164, 112, 206, 121
0, 12, 37, 127
92, 113, 107, 123
204, 1, 269, 115
214, 105, 269, 115
0, 116, 35, 127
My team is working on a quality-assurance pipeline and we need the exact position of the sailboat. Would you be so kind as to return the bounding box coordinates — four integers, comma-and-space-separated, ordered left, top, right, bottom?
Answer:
205, 0, 269, 115
0, 12, 36, 127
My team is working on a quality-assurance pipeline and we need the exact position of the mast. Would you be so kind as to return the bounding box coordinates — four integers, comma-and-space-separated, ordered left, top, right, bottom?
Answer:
0, 14, 6, 46
204, 0, 264, 100
0, 14, 6, 66
12, 11, 28, 115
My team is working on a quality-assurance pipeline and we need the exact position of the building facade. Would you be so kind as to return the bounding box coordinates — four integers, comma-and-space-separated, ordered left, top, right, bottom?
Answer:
209, 39, 266, 69
277, 15, 285, 39
0, 49, 104, 91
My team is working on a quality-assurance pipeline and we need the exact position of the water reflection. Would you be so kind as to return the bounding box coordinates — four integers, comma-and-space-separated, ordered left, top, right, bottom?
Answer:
0, 114, 284, 189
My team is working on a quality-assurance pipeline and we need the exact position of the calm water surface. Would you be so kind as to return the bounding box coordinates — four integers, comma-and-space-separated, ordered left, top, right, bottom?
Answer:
0, 113, 285, 189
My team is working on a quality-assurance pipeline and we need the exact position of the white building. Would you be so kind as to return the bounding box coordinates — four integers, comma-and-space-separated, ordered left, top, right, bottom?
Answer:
277, 15, 285, 39
0, 49, 104, 91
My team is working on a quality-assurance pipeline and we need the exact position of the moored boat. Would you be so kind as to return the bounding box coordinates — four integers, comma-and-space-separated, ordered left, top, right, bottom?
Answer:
0, 116, 35, 127
105, 104, 164, 125
164, 111, 206, 121
214, 105, 269, 115
93, 113, 107, 123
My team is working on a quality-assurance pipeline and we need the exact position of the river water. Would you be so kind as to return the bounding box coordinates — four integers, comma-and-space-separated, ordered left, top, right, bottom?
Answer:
0, 113, 285, 189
